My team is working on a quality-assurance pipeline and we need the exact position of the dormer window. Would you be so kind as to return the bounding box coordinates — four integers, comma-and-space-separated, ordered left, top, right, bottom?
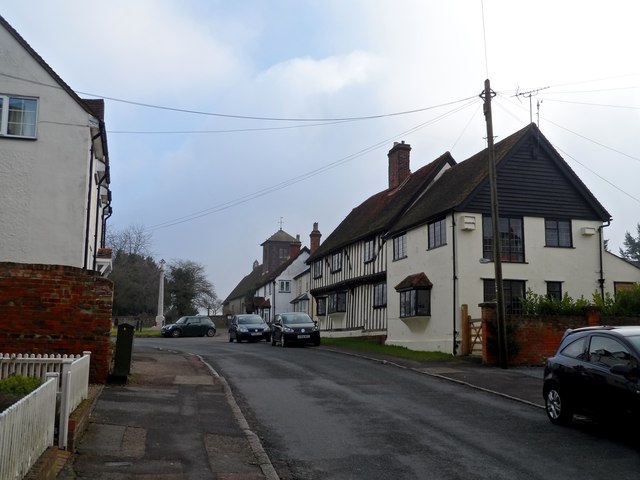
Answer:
0, 95, 38, 138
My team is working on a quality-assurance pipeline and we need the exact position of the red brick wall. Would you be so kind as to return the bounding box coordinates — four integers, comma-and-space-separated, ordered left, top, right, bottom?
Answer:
481, 304, 640, 366
0, 262, 113, 383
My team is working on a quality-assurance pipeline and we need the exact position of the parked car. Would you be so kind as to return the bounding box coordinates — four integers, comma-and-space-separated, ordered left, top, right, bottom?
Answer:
271, 312, 320, 347
542, 325, 640, 425
228, 314, 271, 343
161, 316, 216, 338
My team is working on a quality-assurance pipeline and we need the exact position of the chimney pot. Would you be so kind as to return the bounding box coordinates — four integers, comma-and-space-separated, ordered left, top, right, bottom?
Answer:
388, 141, 411, 190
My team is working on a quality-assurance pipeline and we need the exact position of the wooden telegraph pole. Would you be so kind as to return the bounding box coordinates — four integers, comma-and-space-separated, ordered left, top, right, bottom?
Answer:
480, 79, 508, 369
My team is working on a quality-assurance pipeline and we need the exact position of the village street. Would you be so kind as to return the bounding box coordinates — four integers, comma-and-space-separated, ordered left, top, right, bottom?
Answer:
138, 337, 640, 480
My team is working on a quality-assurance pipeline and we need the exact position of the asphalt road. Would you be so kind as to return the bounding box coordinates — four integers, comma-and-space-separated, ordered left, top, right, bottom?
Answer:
139, 335, 640, 480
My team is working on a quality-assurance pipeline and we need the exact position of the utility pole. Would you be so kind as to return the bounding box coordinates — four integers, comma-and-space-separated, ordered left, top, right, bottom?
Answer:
480, 79, 508, 369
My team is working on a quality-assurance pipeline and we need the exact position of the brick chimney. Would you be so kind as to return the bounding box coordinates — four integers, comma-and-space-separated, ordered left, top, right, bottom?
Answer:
388, 141, 411, 190
310, 222, 322, 254
289, 234, 302, 258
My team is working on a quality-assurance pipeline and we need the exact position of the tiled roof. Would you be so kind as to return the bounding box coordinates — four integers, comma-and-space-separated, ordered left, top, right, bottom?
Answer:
261, 229, 297, 245
223, 247, 310, 303
308, 152, 456, 261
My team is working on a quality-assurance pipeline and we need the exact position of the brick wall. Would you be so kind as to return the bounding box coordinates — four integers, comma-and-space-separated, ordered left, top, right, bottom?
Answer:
0, 262, 113, 383
481, 303, 640, 366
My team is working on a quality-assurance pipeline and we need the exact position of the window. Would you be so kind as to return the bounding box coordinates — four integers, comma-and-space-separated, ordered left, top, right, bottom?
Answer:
546, 281, 562, 301
483, 279, 526, 314
331, 252, 342, 272
589, 336, 631, 368
279, 247, 288, 259
483, 216, 524, 262
428, 218, 446, 249
364, 239, 375, 263
0, 96, 38, 138
393, 233, 407, 260
279, 280, 291, 293
317, 297, 327, 315
328, 291, 346, 313
545, 219, 572, 247
313, 260, 323, 279
560, 337, 588, 360
399, 289, 431, 317
373, 282, 387, 307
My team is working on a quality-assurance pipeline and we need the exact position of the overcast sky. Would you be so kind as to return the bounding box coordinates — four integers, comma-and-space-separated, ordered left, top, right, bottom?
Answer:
3, 1, 639, 300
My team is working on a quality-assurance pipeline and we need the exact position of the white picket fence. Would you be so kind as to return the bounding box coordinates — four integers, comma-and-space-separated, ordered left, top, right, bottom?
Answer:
0, 351, 92, 471
0, 373, 58, 480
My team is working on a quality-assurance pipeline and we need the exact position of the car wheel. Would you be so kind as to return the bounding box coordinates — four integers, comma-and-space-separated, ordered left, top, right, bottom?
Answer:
545, 386, 573, 425
171, 329, 181, 338
228, 335, 233, 343
236, 337, 242, 343
313, 338, 321, 346
206, 328, 215, 337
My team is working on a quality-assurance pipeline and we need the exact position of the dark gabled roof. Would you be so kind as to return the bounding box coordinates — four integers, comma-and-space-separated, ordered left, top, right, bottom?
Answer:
307, 152, 456, 262
224, 265, 265, 303
223, 247, 310, 303
0, 15, 99, 120
261, 229, 297, 246
394, 272, 433, 291
389, 123, 611, 235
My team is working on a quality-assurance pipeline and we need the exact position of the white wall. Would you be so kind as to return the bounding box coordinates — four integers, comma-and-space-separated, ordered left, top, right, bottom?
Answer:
0, 25, 100, 269
386, 212, 634, 354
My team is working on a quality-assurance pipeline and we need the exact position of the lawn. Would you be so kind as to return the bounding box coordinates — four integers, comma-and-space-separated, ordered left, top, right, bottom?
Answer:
321, 337, 453, 361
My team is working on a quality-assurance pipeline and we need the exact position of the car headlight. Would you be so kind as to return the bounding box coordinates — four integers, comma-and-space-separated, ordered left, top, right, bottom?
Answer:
312, 325, 319, 331
238, 326, 248, 332
283, 326, 294, 333
263, 325, 270, 332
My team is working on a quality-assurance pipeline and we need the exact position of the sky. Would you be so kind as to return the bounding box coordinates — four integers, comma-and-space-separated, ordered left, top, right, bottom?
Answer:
2, 1, 639, 300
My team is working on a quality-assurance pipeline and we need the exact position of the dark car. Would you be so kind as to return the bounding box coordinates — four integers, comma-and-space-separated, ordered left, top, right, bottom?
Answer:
542, 325, 640, 425
271, 312, 320, 347
161, 316, 216, 338
228, 314, 271, 343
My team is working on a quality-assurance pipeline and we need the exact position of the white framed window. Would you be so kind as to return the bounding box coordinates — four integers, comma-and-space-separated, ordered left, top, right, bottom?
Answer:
428, 218, 446, 249
279, 280, 291, 293
0, 95, 38, 138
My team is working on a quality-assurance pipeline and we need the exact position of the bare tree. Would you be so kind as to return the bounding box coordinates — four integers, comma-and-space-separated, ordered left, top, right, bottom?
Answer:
106, 224, 153, 257
166, 260, 217, 319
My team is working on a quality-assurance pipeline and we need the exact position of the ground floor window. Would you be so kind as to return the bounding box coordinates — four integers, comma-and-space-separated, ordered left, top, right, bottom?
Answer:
317, 297, 327, 315
328, 291, 347, 313
399, 289, 430, 317
546, 281, 562, 301
483, 279, 526, 314
373, 282, 386, 307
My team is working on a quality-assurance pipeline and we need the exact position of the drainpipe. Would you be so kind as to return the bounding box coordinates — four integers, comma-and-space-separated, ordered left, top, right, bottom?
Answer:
598, 220, 611, 300
452, 212, 458, 355
273, 280, 277, 318
83, 136, 99, 269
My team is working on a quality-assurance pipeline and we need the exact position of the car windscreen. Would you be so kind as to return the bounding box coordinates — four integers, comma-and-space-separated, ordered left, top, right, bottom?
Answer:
626, 335, 640, 353
282, 314, 312, 324
175, 317, 188, 324
238, 316, 264, 325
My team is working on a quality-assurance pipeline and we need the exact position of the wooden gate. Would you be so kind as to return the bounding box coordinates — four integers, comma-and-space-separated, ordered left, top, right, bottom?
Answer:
460, 304, 483, 356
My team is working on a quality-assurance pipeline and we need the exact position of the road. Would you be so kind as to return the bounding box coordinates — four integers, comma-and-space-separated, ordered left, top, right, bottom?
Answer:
138, 336, 640, 480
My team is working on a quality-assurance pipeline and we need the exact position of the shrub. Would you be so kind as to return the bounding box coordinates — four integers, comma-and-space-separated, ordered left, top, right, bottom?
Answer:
521, 290, 589, 316
593, 284, 640, 316
0, 375, 42, 395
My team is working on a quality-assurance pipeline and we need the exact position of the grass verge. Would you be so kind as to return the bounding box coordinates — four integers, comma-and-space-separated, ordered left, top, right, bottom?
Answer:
321, 337, 454, 361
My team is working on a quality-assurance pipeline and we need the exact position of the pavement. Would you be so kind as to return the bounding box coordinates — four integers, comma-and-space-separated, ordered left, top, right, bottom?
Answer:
54, 337, 545, 480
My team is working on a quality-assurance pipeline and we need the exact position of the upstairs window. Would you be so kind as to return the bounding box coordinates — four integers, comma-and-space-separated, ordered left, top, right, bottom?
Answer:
393, 233, 407, 261
313, 260, 323, 279
364, 239, 375, 263
331, 252, 342, 272
545, 219, 572, 247
0, 96, 38, 138
483, 216, 524, 263
279, 280, 291, 293
428, 218, 446, 249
